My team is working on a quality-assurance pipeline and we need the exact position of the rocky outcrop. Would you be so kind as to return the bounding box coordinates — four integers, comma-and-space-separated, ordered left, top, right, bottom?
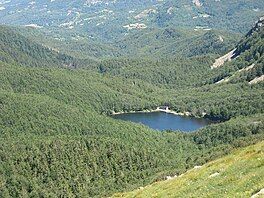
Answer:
251, 188, 264, 198
249, 75, 264, 85
246, 16, 264, 37
211, 49, 237, 69
193, 0, 202, 7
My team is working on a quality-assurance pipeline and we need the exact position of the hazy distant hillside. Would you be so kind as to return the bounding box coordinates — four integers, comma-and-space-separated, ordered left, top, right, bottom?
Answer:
0, 0, 263, 42
1, 0, 262, 60
0, 1, 263, 198
0, 0, 156, 41
154, 0, 264, 33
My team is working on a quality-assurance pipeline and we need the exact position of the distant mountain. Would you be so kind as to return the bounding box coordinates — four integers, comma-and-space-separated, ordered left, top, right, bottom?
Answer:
0, 37, 263, 198
153, 0, 264, 33
0, 1, 263, 198
0, 0, 263, 42
0, 0, 156, 41
0, 0, 262, 61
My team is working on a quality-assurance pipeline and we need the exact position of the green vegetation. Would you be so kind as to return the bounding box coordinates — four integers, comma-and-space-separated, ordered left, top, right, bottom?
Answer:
15, 25, 239, 61
113, 28, 239, 58
0, 25, 263, 197
14, 26, 122, 60
5, 0, 260, 61
208, 18, 264, 84
154, 0, 264, 33
0, 26, 76, 68
0, 4, 263, 198
113, 141, 264, 198
0, 62, 263, 196
97, 56, 213, 88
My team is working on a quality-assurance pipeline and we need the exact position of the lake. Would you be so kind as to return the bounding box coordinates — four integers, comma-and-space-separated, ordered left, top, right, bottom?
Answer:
111, 112, 212, 132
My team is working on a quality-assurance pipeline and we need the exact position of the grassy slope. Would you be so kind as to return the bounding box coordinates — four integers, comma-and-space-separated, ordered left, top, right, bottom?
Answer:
0, 18, 263, 197
113, 141, 264, 198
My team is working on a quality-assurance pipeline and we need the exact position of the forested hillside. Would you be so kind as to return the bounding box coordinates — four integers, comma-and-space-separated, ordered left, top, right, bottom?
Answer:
0, 0, 262, 60
0, 26, 78, 68
0, 0, 263, 41
154, 0, 264, 33
14, 24, 240, 61
0, 17, 264, 197
208, 17, 264, 85
0, 1, 263, 197
1, 63, 263, 197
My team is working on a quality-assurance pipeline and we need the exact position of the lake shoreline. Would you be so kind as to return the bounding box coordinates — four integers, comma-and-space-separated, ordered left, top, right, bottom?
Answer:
111, 107, 213, 132
111, 107, 206, 119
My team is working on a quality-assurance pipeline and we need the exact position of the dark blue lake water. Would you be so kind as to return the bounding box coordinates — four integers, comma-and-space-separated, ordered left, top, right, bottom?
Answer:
112, 112, 212, 132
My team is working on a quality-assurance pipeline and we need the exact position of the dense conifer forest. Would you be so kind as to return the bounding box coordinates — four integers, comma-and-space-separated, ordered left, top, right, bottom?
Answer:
0, 0, 263, 197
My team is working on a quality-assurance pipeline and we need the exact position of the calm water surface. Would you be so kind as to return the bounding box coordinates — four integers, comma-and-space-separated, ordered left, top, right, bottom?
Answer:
112, 112, 212, 132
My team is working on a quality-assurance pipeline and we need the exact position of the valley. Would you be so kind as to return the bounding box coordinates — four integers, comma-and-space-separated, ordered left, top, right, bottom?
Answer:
0, 1, 263, 197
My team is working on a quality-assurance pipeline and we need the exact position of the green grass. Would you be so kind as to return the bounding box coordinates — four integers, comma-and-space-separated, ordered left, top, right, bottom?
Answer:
113, 141, 264, 198
0, 16, 263, 197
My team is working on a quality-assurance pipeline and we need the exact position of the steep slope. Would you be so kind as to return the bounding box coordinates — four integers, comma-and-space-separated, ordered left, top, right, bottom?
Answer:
0, 36, 264, 197
97, 57, 212, 89
0, 25, 78, 68
1, 58, 263, 196
209, 17, 264, 85
0, 11, 263, 198
94, 18, 263, 92
113, 141, 264, 198
114, 28, 239, 58
1, 61, 264, 197
14, 26, 123, 60
15, 23, 240, 60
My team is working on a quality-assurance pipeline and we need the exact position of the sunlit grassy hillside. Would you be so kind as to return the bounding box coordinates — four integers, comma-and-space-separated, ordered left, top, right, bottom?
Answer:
114, 141, 264, 198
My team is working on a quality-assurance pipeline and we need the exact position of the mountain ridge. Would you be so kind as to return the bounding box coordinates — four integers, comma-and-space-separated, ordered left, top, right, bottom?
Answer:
0, 2, 263, 198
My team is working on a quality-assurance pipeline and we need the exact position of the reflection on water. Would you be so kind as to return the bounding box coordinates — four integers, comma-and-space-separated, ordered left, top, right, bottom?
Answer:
111, 112, 213, 132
